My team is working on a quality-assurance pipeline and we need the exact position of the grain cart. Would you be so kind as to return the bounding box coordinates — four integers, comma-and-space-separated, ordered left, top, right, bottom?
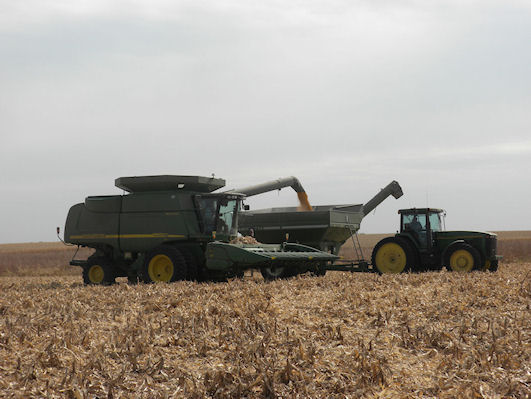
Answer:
238, 181, 404, 275
63, 175, 337, 284
371, 208, 501, 273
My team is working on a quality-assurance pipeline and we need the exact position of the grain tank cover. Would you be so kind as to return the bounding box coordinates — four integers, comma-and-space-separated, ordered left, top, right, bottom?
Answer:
115, 175, 226, 193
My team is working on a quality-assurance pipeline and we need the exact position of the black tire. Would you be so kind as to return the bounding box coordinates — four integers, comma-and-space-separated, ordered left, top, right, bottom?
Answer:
444, 243, 480, 272
371, 237, 418, 274
127, 269, 140, 284
261, 264, 290, 281
141, 245, 187, 283
488, 261, 499, 272
309, 262, 327, 277
83, 257, 116, 285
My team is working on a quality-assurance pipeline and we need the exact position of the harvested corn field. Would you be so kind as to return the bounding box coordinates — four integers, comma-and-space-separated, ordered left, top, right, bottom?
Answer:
1, 263, 530, 398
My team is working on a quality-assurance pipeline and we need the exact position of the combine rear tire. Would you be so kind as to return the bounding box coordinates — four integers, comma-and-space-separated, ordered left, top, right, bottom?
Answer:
445, 244, 480, 272
83, 258, 116, 285
142, 246, 187, 283
371, 237, 417, 274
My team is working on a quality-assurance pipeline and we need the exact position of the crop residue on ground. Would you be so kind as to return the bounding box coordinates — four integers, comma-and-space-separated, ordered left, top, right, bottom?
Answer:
0, 263, 529, 398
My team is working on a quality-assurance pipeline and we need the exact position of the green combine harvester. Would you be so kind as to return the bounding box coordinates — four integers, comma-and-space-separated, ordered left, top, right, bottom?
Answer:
63, 175, 338, 284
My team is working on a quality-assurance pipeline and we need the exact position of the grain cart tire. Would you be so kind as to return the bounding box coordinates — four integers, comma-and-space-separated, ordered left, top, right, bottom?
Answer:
83, 257, 116, 285
142, 245, 187, 283
261, 264, 289, 281
445, 243, 480, 273
372, 237, 416, 274
309, 262, 327, 277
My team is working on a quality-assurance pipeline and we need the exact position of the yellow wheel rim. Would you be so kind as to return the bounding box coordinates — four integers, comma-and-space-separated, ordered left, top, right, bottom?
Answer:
88, 265, 104, 284
148, 254, 174, 282
375, 243, 407, 274
449, 249, 474, 272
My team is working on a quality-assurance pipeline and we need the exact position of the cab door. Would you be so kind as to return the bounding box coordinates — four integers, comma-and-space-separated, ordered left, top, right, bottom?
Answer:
402, 212, 429, 249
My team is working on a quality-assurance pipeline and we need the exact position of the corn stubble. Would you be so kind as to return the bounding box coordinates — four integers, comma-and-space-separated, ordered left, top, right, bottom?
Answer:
0, 263, 529, 398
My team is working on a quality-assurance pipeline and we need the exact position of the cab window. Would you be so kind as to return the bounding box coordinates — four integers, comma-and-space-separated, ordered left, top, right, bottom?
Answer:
429, 212, 442, 232
196, 197, 218, 234
402, 214, 426, 232
217, 199, 238, 236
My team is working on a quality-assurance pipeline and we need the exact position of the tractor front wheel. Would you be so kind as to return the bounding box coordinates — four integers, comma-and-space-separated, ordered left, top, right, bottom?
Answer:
371, 237, 417, 274
445, 244, 480, 272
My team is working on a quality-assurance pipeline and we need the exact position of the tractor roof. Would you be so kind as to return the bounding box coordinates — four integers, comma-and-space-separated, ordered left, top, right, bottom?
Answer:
115, 175, 226, 193
398, 208, 445, 215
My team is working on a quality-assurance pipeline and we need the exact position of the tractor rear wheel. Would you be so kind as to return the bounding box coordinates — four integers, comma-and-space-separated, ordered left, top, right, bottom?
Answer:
445, 244, 480, 272
371, 237, 417, 274
83, 257, 116, 285
142, 246, 187, 283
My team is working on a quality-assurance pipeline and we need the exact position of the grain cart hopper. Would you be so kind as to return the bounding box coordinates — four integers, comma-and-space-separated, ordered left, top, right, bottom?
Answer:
63, 175, 338, 285
237, 180, 403, 273
370, 208, 501, 274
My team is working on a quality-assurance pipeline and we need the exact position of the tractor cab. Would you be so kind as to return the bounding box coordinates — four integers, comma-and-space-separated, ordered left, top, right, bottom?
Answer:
399, 208, 445, 250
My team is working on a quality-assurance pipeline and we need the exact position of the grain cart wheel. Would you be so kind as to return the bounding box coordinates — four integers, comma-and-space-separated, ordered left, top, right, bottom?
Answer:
261, 264, 288, 281
83, 257, 116, 285
371, 237, 416, 274
142, 245, 187, 283
445, 243, 480, 273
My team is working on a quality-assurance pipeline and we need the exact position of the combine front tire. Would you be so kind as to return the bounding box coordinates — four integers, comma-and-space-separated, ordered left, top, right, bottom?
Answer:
83, 258, 116, 285
142, 246, 187, 283
445, 244, 480, 272
371, 237, 417, 274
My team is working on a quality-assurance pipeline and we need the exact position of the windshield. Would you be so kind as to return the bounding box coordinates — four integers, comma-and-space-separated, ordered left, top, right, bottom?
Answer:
429, 212, 442, 232
217, 199, 238, 236
402, 213, 426, 232
197, 197, 218, 234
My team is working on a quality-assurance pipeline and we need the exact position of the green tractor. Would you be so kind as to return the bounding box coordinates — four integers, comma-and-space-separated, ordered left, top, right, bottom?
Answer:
371, 208, 501, 274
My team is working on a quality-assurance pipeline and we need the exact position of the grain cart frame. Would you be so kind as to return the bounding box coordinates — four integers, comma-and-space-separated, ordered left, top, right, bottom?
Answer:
64, 175, 337, 285
371, 208, 501, 274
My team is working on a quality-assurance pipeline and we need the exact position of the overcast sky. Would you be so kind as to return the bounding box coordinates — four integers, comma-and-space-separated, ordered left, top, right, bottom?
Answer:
1, 0, 530, 243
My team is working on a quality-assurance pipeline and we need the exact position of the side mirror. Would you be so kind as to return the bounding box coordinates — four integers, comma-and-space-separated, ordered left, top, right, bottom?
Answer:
243, 204, 250, 211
